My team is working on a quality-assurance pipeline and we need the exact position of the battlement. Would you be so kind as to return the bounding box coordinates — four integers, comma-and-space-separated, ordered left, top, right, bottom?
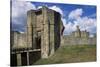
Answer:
61, 26, 96, 46
68, 26, 89, 38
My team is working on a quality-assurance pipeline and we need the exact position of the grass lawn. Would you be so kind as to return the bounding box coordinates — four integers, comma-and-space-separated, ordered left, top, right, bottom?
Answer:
33, 45, 96, 65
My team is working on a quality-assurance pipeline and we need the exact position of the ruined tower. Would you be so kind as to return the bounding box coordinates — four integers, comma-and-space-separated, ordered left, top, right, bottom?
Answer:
75, 25, 81, 38
11, 6, 63, 66
27, 6, 63, 58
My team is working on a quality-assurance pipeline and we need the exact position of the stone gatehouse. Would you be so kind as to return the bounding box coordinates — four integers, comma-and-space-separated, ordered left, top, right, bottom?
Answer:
11, 6, 63, 66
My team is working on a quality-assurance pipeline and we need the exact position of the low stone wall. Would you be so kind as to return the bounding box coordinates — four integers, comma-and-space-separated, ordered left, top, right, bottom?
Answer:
61, 36, 96, 46
11, 32, 28, 50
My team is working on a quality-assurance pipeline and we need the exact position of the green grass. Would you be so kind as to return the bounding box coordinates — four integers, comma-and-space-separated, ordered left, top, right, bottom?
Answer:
33, 45, 96, 65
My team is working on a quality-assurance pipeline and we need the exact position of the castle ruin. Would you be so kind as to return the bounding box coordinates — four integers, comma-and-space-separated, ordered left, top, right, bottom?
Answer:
61, 26, 96, 46
11, 6, 63, 66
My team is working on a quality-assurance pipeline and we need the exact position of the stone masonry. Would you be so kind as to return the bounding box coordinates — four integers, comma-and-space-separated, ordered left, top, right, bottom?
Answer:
26, 6, 63, 58
11, 6, 63, 66
61, 26, 96, 46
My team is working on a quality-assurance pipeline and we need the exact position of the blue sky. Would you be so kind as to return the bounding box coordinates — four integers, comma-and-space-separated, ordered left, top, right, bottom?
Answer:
31, 2, 96, 24
11, 0, 96, 36
32, 2, 96, 18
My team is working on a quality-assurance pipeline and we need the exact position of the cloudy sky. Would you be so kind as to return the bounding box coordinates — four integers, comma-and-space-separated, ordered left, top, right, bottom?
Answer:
11, 0, 96, 36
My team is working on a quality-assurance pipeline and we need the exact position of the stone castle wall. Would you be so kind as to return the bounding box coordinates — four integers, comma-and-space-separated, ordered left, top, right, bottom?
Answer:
11, 31, 27, 50
61, 37, 96, 46
61, 25, 96, 46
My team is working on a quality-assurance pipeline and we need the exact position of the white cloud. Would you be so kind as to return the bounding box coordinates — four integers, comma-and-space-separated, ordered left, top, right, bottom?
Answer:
61, 18, 66, 26
63, 22, 75, 35
68, 8, 83, 20
37, 5, 48, 9
37, 6, 42, 9
73, 17, 96, 32
11, 0, 64, 32
12, 0, 36, 17
49, 6, 63, 16
37, 5, 63, 16
89, 34, 94, 38
63, 8, 96, 35
64, 16, 96, 35
11, 0, 36, 31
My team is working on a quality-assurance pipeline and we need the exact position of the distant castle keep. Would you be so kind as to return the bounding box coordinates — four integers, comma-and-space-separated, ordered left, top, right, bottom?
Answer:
11, 6, 96, 66
61, 26, 96, 46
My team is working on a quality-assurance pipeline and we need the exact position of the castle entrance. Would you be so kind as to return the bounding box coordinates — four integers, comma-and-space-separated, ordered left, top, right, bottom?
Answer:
35, 32, 41, 49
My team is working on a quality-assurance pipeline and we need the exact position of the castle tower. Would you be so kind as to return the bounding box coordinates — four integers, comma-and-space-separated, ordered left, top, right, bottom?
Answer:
27, 6, 63, 58
75, 25, 81, 38
11, 6, 63, 66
